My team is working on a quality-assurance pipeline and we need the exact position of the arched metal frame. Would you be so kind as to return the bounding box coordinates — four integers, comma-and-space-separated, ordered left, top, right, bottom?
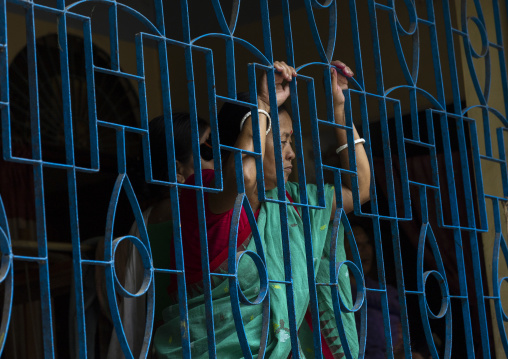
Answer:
0, 0, 507, 358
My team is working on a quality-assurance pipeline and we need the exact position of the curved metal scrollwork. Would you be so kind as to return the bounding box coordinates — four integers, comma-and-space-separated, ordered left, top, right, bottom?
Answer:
329, 210, 367, 359
228, 194, 270, 359
0, 197, 13, 355
105, 173, 155, 359
417, 223, 452, 359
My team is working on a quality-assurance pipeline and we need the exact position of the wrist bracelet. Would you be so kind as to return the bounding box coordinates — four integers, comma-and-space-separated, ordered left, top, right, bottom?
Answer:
239, 109, 272, 135
336, 138, 365, 155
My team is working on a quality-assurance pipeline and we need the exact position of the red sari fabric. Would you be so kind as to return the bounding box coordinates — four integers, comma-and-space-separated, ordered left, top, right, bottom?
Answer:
178, 169, 259, 285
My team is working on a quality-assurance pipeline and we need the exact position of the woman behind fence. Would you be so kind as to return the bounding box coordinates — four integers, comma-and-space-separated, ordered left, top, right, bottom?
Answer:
154, 60, 370, 358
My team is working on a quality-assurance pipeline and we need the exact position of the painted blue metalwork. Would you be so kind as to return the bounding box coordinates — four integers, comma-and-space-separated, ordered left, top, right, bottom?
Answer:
0, 0, 507, 358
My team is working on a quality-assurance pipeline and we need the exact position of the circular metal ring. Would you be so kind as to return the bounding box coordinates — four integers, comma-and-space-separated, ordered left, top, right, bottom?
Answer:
467, 16, 489, 58
235, 250, 269, 305
498, 276, 508, 321
0, 228, 11, 284
423, 270, 449, 320
335, 260, 365, 313
112, 235, 153, 298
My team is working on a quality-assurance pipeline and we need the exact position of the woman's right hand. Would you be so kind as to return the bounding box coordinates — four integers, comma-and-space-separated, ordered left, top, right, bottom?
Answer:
209, 61, 296, 215
257, 61, 296, 110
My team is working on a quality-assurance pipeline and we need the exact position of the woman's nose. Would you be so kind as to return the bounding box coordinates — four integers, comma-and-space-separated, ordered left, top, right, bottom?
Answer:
286, 146, 296, 161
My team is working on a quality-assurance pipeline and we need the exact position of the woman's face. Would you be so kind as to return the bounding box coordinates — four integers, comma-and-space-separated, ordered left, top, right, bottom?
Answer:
177, 126, 214, 183
263, 110, 296, 190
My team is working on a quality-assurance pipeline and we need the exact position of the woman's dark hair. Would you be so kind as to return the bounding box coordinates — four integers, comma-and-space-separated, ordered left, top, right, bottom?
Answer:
149, 112, 209, 181
217, 92, 251, 151
217, 92, 290, 159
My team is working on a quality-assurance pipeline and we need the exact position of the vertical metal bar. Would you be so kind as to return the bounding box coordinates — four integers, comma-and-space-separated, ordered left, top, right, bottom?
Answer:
82, 18, 99, 170
225, 38, 237, 99
389, 219, 412, 359
135, 34, 148, 131
154, 0, 165, 37
206, 50, 222, 190
348, 0, 366, 90
409, 88, 420, 141
451, 115, 476, 358
108, 2, 120, 71
441, 0, 464, 114
279, 4, 324, 354
371, 216, 394, 359
305, 78, 326, 208
264, 63, 300, 356
293, 90, 325, 359
425, 0, 446, 108
498, 128, 508, 196
25, 4, 55, 357
116, 128, 126, 175
169, 184, 192, 359
180, 1, 216, 356
259, 0, 273, 63
0, 0, 10, 160
56, 5, 89, 358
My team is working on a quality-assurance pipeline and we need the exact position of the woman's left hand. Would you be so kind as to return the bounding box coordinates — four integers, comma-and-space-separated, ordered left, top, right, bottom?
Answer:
329, 60, 370, 216
257, 61, 296, 110
330, 60, 354, 107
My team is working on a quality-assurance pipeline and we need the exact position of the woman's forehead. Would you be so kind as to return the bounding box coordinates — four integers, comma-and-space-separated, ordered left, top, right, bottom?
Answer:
279, 110, 293, 133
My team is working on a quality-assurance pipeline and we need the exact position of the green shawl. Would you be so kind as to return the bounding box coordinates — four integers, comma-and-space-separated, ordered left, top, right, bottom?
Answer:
154, 182, 358, 358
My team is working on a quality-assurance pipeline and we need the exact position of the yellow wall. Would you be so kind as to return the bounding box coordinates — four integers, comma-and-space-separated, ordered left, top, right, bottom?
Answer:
455, 0, 508, 356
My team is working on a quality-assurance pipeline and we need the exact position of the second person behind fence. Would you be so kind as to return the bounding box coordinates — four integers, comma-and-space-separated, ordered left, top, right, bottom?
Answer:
104, 112, 214, 358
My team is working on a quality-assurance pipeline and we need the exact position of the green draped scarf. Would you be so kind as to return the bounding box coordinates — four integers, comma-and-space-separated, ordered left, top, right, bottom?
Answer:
154, 182, 358, 358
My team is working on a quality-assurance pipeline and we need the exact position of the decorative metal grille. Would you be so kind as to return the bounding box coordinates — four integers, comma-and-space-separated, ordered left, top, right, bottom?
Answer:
0, 0, 507, 358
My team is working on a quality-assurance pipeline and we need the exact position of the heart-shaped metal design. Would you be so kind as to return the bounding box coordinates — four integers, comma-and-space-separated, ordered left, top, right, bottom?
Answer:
303, 0, 337, 63
389, 0, 420, 85
462, 14, 491, 105
211, 0, 241, 35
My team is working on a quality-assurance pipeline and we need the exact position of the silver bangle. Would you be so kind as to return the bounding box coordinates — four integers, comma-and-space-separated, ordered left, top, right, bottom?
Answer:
336, 138, 365, 155
239, 109, 272, 135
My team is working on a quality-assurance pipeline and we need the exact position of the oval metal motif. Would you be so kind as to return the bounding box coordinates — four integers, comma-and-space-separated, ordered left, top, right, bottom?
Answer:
492, 232, 508, 353
417, 223, 452, 359
388, 0, 420, 85
228, 193, 270, 359
461, 2, 491, 104
329, 209, 367, 359
104, 173, 155, 359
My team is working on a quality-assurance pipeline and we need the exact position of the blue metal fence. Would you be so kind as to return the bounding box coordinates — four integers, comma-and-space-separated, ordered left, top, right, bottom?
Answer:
0, 0, 507, 358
